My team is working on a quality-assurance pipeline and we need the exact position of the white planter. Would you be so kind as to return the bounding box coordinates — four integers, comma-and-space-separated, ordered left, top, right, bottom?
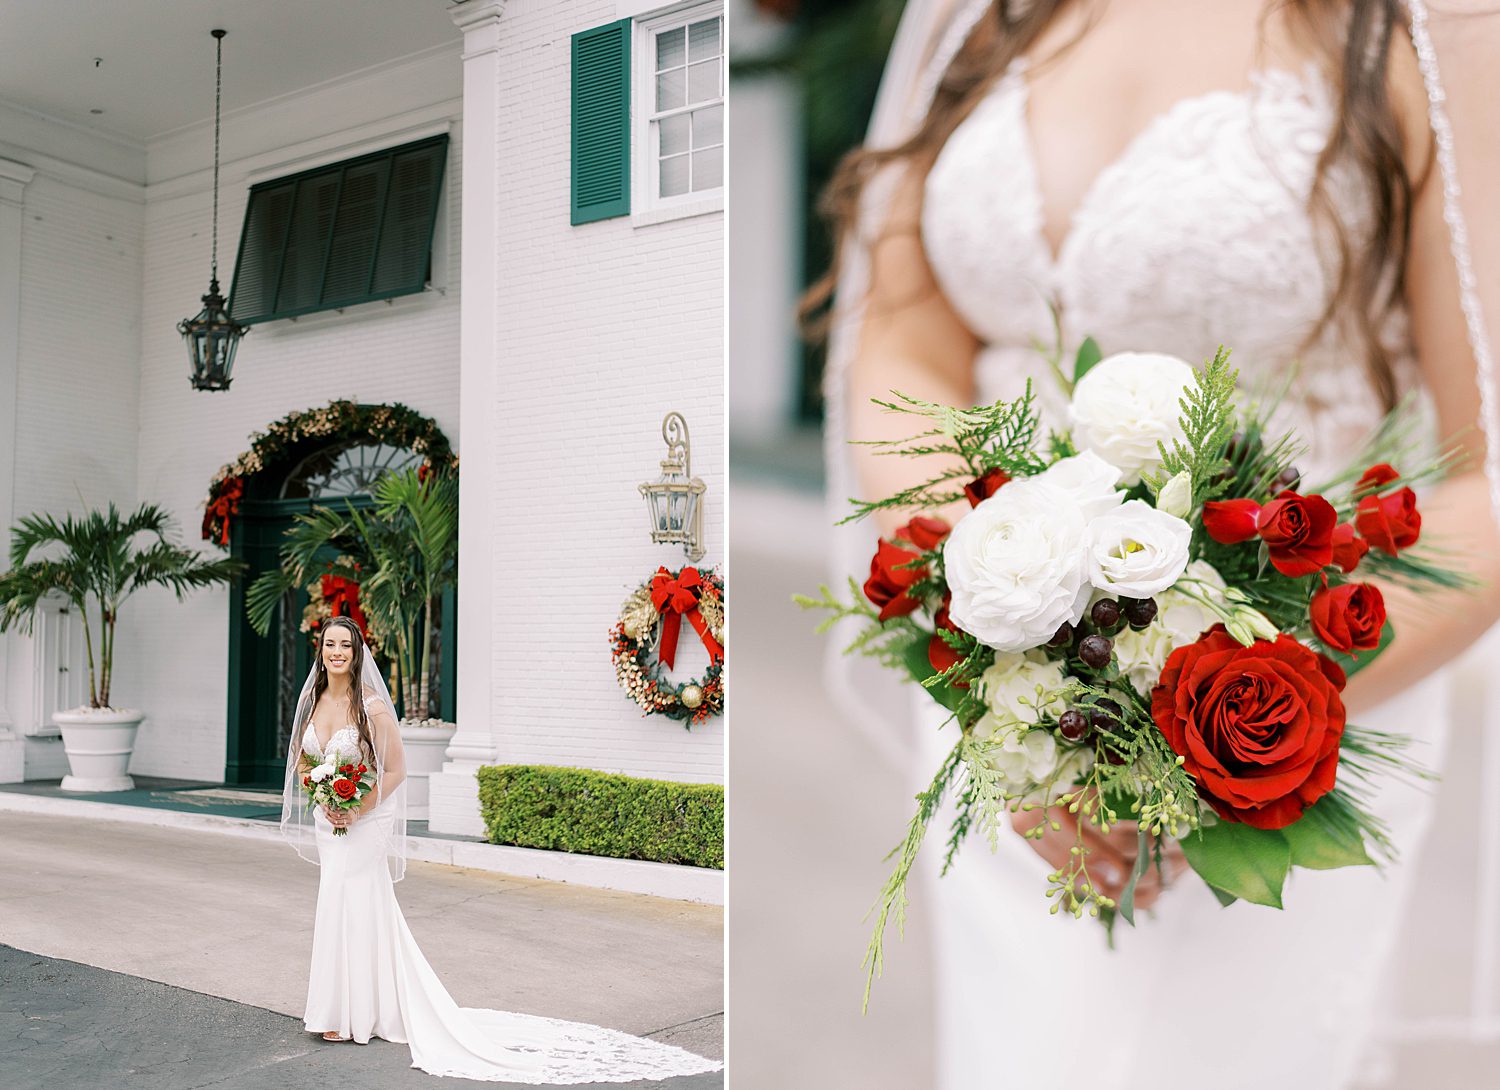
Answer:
52, 707, 145, 792
399, 720, 455, 821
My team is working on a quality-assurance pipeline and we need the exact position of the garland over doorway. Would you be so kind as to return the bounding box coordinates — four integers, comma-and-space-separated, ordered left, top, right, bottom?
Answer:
201, 399, 458, 546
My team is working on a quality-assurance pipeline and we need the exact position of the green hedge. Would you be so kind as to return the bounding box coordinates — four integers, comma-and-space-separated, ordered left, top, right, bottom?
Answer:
476, 765, 724, 870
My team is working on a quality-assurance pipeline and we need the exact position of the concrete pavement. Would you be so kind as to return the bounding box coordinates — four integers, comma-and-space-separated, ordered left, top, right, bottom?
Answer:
0, 810, 721, 1086
0, 945, 721, 1090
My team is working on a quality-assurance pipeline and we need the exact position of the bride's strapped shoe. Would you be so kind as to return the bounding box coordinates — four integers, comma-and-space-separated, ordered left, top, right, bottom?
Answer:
321, 1031, 353, 1043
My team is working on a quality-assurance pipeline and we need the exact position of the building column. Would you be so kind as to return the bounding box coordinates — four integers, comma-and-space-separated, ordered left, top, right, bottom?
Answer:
428, 0, 505, 835
0, 158, 35, 781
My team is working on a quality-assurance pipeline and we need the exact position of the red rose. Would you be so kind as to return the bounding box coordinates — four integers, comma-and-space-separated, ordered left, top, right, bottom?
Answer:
1202, 498, 1262, 544
1256, 491, 1337, 577
333, 779, 358, 801
1152, 626, 1346, 830
1329, 523, 1368, 574
357, 764, 367, 775
927, 596, 969, 686
1310, 581, 1386, 653
863, 539, 927, 621
964, 468, 1012, 508
895, 516, 951, 551
1355, 463, 1400, 496
1355, 489, 1420, 556
302, 776, 312, 788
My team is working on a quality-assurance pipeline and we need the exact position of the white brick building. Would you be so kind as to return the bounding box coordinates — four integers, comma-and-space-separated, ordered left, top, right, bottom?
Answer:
0, 0, 724, 835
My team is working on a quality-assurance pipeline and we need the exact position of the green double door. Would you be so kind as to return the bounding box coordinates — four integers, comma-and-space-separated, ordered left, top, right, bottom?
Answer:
225, 496, 360, 787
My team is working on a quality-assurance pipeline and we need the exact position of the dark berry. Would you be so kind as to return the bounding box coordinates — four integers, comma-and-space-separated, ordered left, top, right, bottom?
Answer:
1078, 634, 1113, 670
1058, 710, 1090, 742
1122, 597, 1158, 628
1275, 466, 1302, 492
1090, 598, 1122, 632
1047, 622, 1074, 648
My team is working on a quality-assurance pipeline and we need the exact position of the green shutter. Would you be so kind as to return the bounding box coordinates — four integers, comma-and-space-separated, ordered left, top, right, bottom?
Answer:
572, 20, 631, 225
228, 134, 448, 324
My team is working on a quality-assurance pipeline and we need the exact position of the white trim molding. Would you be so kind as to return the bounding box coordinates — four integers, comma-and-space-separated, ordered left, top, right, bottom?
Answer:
0, 157, 33, 771
429, 0, 505, 837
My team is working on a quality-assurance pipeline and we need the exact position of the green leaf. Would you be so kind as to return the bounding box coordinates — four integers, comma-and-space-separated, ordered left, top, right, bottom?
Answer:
1116, 824, 1152, 926
1206, 883, 1239, 908
1321, 619, 1396, 680
1073, 336, 1103, 383
1282, 798, 1374, 871
1180, 820, 1291, 908
899, 633, 966, 714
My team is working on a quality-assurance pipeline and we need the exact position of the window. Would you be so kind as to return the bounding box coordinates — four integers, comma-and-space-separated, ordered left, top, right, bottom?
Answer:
228, 135, 448, 325
636, 4, 723, 216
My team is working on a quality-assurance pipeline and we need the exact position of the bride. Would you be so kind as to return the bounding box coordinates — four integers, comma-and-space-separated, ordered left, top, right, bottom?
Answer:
280, 616, 721, 1083
818, 0, 1500, 1086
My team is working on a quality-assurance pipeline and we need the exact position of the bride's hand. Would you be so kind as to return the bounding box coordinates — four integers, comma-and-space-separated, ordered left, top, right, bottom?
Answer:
321, 803, 353, 829
1010, 807, 1189, 909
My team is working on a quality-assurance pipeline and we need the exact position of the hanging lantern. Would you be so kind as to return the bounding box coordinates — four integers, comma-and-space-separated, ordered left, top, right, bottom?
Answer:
178, 29, 246, 391
639, 412, 706, 562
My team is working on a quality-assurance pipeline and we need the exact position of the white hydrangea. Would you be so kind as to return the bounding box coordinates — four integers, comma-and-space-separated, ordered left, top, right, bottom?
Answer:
1111, 560, 1229, 696
976, 652, 1069, 730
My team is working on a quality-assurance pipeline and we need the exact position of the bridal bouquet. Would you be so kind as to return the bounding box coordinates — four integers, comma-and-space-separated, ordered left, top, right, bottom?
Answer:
299, 745, 375, 837
799, 346, 1465, 1002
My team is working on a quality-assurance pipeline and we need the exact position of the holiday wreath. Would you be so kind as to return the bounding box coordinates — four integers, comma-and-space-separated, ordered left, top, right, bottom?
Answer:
201, 400, 458, 546
611, 566, 724, 726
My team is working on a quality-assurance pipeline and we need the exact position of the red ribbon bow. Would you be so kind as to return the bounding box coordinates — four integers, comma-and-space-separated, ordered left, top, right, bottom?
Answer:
321, 574, 369, 635
204, 477, 245, 545
649, 566, 724, 670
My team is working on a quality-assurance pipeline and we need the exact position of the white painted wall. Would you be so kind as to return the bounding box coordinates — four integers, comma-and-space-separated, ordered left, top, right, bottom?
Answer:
2, 4, 724, 792
482, 0, 725, 785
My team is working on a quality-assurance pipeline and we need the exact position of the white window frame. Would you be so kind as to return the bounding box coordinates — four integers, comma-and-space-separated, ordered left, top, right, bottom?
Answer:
630, 1, 725, 227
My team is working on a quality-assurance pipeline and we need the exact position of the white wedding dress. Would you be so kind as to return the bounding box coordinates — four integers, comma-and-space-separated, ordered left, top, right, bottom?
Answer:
860, 11, 1462, 1090
299, 719, 721, 1084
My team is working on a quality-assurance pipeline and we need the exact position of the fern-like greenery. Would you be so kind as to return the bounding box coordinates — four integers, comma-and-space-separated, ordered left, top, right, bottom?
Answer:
1143, 347, 1239, 505
842, 387, 1047, 523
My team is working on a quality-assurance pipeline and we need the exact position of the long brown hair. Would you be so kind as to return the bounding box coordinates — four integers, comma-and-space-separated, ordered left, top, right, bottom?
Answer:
306, 616, 376, 765
804, 0, 1424, 409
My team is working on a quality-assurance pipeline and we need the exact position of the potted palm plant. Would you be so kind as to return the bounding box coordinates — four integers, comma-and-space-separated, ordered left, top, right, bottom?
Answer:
247, 467, 458, 816
0, 503, 242, 790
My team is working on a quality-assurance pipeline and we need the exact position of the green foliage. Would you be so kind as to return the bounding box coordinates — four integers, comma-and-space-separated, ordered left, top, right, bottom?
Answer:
863, 740, 962, 1012
476, 765, 723, 870
1282, 798, 1374, 871
1072, 336, 1103, 383
842, 388, 1046, 523
1143, 347, 1239, 505
1180, 819, 1291, 908
0, 503, 242, 708
247, 468, 458, 720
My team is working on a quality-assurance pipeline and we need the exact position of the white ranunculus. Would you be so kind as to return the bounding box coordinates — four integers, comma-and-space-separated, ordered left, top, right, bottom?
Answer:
1031, 450, 1125, 520
309, 763, 333, 783
1070, 352, 1196, 485
977, 652, 1069, 729
1086, 499, 1192, 598
944, 478, 1093, 652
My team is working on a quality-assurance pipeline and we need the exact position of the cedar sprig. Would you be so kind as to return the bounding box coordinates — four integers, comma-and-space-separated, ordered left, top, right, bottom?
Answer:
841, 387, 1046, 524
1143, 347, 1240, 505
862, 739, 964, 1012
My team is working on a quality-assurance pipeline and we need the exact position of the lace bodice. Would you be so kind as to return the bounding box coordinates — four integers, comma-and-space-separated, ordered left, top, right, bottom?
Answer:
921, 56, 1433, 478
302, 724, 362, 761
